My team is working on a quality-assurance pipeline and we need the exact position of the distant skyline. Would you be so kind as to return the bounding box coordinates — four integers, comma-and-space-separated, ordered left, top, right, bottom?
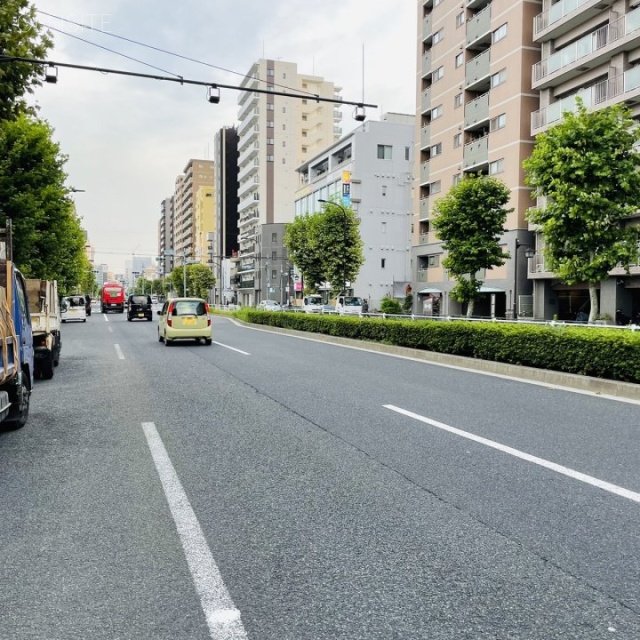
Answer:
31, 0, 417, 273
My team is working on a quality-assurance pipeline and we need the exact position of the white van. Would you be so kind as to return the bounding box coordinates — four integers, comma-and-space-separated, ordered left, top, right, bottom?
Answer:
61, 296, 87, 323
335, 295, 363, 315
303, 294, 324, 313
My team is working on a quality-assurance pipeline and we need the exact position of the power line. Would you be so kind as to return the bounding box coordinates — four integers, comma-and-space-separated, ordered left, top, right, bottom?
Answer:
41, 23, 182, 78
37, 10, 333, 100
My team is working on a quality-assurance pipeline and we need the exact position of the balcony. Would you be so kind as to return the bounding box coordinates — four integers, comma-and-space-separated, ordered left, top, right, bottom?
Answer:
422, 13, 432, 39
533, 0, 616, 42
464, 92, 490, 130
421, 86, 431, 113
466, 4, 492, 49
419, 197, 430, 219
422, 51, 432, 77
420, 123, 431, 149
531, 73, 636, 133
532, 9, 640, 89
463, 135, 489, 169
466, 49, 491, 91
419, 232, 438, 245
237, 159, 259, 184
420, 161, 430, 186
467, 0, 490, 10
238, 279, 255, 289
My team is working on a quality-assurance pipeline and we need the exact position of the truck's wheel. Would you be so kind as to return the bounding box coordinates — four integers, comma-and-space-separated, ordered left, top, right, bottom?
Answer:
5, 378, 30, 429
40, 353, 54, 380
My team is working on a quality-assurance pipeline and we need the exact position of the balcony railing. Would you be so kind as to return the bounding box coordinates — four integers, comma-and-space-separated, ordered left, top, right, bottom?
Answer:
533, 8, 640, 84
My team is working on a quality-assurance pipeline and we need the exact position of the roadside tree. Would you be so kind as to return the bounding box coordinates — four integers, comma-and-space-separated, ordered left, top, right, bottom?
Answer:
431, 174, 512, 317
0, 0, 52, 120
170, 263, 215, 298
283, 213, 325, 292
524, 100, 640, 322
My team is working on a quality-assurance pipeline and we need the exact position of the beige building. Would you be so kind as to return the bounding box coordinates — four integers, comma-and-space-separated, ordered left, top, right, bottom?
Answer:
414, 0, 541, 318
529, 0, 640, 321
173, 159, 214, 264
194, 185, 215, 265
236, 59, 342, 306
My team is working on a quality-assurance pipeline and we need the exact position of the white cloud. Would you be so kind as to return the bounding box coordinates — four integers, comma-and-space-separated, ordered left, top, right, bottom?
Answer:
31, 0, 416, 272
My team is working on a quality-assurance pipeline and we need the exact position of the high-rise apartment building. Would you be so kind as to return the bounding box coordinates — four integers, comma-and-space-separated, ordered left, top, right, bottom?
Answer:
529, 0, 640, 321
236, 59, 343, 306
173, 159, 215, 264
158, 196, 175, 276
194, 186, 214, 264
414, 0, 540, 318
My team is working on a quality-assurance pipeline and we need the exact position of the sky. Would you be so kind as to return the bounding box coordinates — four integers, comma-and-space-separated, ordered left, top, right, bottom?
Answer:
30, 0, 417, 274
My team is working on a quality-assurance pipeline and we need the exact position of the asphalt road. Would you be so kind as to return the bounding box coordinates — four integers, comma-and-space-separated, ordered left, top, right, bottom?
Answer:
1, 308, 639, 639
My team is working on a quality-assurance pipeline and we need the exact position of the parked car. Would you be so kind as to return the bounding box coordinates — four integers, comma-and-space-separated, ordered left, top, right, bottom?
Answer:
61, 296, 87, 323
157, 297, 212, 345
127, 294, 153, 321
258, 300, 283, 312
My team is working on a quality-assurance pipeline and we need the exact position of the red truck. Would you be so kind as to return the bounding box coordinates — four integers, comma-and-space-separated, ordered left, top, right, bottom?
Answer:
100, 282, 125, 313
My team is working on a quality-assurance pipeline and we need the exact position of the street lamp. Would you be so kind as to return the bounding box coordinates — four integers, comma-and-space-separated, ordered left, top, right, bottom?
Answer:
318, 199, 348, 295
513, 239, 535, 320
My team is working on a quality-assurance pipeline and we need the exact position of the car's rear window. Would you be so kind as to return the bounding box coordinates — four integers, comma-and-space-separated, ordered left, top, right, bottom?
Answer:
130, 296, 149, 305
174, 301, 206, 316
68, 296, 85, 307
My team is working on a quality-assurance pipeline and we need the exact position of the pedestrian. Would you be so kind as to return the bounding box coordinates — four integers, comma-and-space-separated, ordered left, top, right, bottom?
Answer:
362, 300, 369, 313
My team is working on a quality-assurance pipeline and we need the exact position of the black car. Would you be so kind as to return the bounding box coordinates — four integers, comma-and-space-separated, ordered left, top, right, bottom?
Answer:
127, 294, 153, 321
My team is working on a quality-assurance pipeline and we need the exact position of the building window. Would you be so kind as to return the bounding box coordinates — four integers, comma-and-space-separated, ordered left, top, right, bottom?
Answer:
453, 133, 462, 148
454, 93, 463, 108
302, 115, 307, 121
382, 185, 387, 196
430, 180, 441, 194
282, 141, 286, 147
271, 233, 277, 242
267, 121, 274, 128
433, 29, 444, 44
428, 255, 439, 267
271, 270, 277, 279
267, 155, 275, 162
381, 258, 386, 268
491, 69, 506, 88
493, 23, 507, 43
377, 144, 393, 159
405, 146, 410, 161
453, 173, 462, 185
456, 11, 465, 27
267, 138, 274, 145
267, 68, 274, 76
433, 66, 444, 82
431, 105, 443, 119
489, 158, 504, 175
382, 221, 387, 233
302, 146, 308, 153
431, 142, 442, 157
266, 103, 274, 111
455, 52, 464, 68
490, 114, 506, 131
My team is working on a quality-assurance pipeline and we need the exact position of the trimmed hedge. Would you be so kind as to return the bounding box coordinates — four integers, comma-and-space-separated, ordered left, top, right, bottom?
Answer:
237, 310, 640, 384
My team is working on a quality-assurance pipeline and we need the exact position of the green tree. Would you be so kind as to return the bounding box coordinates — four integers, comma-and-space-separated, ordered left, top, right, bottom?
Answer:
283, 213, 325, 292
0, 0, 53, 120
431, 174, 512, 317
524, 100, 640, 322
170, 263, 215, 298
380, 295, 402, 314
0, 114, 87, 291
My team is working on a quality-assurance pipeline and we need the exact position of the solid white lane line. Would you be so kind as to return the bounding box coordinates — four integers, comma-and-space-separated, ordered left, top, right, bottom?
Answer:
142, 422, 248, 640
212, 342, 250, 355
384, 404, 640, 505
103, 314, 109, 322
114, 344, 125, 360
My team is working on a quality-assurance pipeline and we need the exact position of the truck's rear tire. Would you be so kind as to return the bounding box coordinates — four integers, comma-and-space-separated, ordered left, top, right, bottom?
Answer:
5, 378, 30, 429
40, 353, 54, 380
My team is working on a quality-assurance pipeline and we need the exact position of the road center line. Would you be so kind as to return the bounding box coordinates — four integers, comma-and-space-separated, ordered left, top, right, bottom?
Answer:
103, 314, 109, 322
108, 326, 113, 333
212, 341, 250, 355
384, 404, 640, 504
141, 422, 248, 640
114, 344, 125, 360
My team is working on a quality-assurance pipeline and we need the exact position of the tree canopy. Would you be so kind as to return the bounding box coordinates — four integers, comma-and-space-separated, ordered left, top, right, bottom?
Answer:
284, 201, 364, 295
0, 0, 52, 120
0, 114, 88, 293
431, 174, 512, 317
170, 263, 215, 298
524, 100, 640, 322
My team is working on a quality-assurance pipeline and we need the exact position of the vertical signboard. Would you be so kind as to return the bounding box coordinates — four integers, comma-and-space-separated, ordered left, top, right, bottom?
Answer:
342, 170, 351, 207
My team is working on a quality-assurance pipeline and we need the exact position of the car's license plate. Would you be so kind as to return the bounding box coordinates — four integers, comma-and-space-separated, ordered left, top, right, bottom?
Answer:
138, 313, 144, 317
183, 317, 196, 325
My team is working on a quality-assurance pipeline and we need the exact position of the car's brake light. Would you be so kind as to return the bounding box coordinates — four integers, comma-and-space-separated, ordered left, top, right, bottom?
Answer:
167, 302, 173, 327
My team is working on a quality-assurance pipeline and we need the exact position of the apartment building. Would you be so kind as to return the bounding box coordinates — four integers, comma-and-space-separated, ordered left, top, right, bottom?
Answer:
294, 114, 415, 310
193, 185, 214, 264
529, 0, 640, 321
236, 59, 342, 307
158, 196, 175, 276
414, 0, 540, 317
210, 127, 239, 304
173, 159, 215, 265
